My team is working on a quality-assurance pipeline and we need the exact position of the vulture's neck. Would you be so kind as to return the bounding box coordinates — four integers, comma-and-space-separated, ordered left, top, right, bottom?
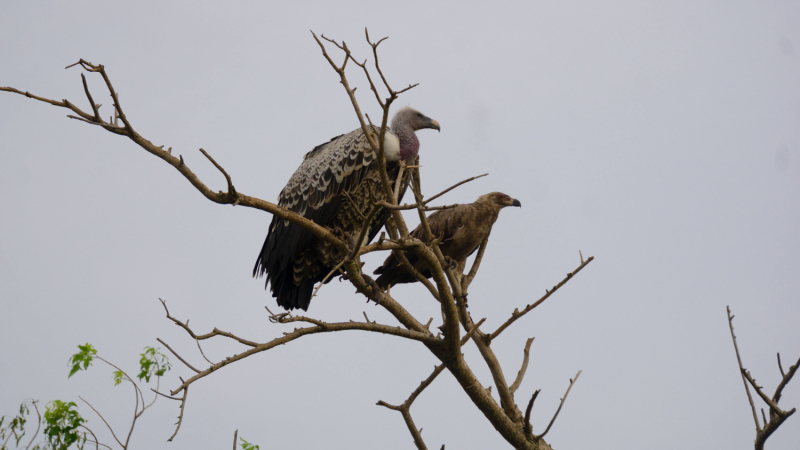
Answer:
392, 123, 419, 161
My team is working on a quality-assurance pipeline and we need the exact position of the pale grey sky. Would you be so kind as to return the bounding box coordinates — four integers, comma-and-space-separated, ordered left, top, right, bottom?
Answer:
1, 1, 799, 449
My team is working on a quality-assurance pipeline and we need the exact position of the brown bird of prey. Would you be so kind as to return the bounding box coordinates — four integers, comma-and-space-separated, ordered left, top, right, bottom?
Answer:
253, 107, 440, 311
374, 192, 521, 287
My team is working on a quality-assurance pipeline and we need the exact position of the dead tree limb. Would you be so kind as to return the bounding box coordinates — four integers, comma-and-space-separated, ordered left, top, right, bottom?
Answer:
727, 306, 798, 450
489, 256, 594, 342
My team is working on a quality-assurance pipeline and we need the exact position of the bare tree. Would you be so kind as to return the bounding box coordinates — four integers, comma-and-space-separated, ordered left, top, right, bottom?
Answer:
1, 30, 593, 449
727, 306, 798, 449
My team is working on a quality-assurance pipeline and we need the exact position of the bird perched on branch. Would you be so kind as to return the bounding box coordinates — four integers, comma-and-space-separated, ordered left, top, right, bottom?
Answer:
254, 107, 440, 311
374, 192, 520, 288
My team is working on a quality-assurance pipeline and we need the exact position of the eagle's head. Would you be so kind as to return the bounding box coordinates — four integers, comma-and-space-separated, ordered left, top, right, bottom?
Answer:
478, 192, 521, 209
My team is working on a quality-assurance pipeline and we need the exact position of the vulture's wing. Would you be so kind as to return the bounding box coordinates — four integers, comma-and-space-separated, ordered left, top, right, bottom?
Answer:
253, 127, 385, 308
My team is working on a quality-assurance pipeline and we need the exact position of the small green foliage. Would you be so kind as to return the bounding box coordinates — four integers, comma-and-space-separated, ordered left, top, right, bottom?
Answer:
0, 400, 34, 449
240, 437, 260, 450
112, 370, 129, 386
67, 344, 97, 378
137, 347, 170, 383
43, 401, 85, 450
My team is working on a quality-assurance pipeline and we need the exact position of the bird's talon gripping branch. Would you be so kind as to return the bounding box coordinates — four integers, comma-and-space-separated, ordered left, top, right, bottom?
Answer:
357, 274, 383, 304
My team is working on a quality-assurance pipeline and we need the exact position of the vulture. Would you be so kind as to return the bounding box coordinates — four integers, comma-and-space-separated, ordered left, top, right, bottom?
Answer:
374, 192, 521, 287
253, 107, 440, 310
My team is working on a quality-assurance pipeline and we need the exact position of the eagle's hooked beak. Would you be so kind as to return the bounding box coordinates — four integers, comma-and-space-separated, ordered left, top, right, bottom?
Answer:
429, 119, 441, 132
511, 199, 521, 207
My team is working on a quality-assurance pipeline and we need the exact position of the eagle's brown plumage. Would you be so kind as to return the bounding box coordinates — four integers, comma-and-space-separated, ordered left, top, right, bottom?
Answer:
254, 107, 440, 310
374, 192, 521, 287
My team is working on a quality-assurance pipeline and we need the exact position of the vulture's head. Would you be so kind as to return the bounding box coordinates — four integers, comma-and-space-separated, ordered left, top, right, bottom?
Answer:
392, 106, 440, 132
478, 192, 522, 210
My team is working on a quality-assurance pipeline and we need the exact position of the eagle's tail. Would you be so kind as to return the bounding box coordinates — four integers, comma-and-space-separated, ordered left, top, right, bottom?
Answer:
374, 259, 418, 288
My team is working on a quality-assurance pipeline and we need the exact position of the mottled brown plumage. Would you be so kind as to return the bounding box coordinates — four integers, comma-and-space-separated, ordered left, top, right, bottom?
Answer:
254, 107, 440, 310
374, 192, 521, 287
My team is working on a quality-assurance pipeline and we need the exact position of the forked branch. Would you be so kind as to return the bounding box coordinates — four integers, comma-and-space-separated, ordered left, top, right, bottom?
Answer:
727, 306, 798, 450
2, 62, 349, 255
377, 319, 485, 450
534, 371, 582, 439
490, 255, 594, 341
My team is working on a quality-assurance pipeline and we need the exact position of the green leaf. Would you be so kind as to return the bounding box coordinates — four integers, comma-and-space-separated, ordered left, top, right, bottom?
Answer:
43, 400, 85, 450
0, 400, 38, 449
67, 343, 97, 378
112, 370, 128, 386
137, 346, 170, 384
240, 437, 260, 450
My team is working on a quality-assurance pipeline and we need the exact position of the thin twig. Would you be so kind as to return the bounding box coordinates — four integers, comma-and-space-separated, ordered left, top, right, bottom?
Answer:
423, 173, 488, 205
195, 337, 216, 365
23, 401, 42, 450
160, 299, 259, 347
773, 355, 800, 406
742, 369, 789, 415
199, 148, 236, 198
157, 338, 201, 374
348, 205, 380, 261
79, 397, 124, 448
490, 256, 594, 341
509, 338, 535, 395
727, 306, 761, 431
523, 390, 541, 435
168, 385, 188, 442
394, 161, 406, 203
462, 237, 489, 292
535, 370, 582, 439
79, 424, 112, 450
232, 430, 238, 450
150, 389, 183, 401
311, 259, 346, 299
80, 73, 99, 120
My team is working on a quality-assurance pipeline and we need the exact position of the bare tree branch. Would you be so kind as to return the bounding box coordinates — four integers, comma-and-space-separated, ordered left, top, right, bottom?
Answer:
522, 389, 540, 435
79, 397, 124, 449
727, 306, 798, 450
490, 256, 594, 342
535, 370, 582, 439
199, 148, 236, 198
160, 299, 259, 347
510, 338, 535, 395
773, 355, 799, 407
156, 338, 201, 374
462, 237, 489, 292
168, 384, 188, 442
423, 173, 488, 206
741, 370, 787, 416
727, 306, 761, 431
23, 400, 42, 450
3, 67, 350, 254
377, 319, 486, 450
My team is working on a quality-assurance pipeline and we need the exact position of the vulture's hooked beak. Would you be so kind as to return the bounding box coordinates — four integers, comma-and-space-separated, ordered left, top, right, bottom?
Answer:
511, 199, 521, 207
429, 119, 441, 132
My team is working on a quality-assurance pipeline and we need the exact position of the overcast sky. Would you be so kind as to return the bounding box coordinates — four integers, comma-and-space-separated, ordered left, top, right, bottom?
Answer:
1, 1, 799, 449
